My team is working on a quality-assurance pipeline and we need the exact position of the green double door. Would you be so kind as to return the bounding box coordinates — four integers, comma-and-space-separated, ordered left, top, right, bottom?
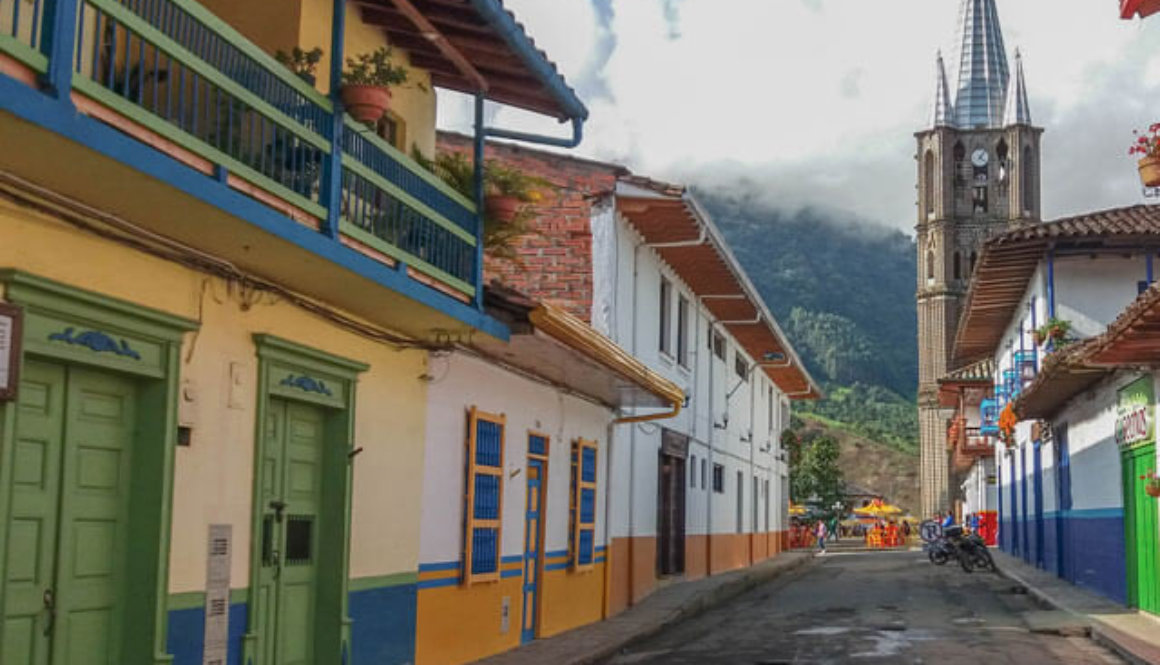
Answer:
1123, 443, 1159, 615
254, 399, 326, 665
3, 359, 137, 665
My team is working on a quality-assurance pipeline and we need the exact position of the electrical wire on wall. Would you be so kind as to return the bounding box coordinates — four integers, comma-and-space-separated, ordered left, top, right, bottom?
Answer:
0, 170, 447, 353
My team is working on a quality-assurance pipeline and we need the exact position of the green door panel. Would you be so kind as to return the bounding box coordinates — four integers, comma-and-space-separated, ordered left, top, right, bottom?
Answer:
56, 366, 136, 665
3, 361, 136, 665
1124, 445, 1160, 615
3, 360, 66, 665
256, 399, 324, 665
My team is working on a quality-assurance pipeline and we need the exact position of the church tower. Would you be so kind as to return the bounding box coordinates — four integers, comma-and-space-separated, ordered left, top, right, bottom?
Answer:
915, 0, 1042, 517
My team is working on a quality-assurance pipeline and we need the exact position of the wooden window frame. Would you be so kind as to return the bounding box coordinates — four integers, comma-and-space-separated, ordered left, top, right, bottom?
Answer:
570, 438, 599, 572
464, 407, 506, 585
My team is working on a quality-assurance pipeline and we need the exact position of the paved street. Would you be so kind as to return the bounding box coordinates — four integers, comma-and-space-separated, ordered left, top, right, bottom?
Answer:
604, 548, 1125, 665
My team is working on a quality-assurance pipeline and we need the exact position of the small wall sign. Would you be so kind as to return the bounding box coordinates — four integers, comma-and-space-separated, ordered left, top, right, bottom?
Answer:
1116, 375, 1155, 450
0, 303, 22, 401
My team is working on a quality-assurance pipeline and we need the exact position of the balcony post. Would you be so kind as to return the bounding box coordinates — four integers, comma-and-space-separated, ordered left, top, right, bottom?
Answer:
40, 0, 79, 103
472, 92, 485, 309
320, 0, 347, 240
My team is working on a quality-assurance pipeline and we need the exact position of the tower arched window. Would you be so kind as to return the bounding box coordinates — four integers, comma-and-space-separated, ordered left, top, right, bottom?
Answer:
969, 251, 978, 275
1022, 145, 1034, 214
996, 139, 1009, 163
924, 150, 936, 217
953, 252, 962, 280
926, 249, 935, 283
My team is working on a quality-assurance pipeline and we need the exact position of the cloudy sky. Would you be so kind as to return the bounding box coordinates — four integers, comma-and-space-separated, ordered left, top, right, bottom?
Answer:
438, 1, 1160, 234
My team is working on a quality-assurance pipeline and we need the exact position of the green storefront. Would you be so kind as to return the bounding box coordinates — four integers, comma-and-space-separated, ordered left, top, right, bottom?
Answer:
1116, 375, 1160, 615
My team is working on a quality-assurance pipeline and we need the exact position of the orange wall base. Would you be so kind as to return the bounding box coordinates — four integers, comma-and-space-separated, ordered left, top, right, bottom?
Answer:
684, 534, 708, 580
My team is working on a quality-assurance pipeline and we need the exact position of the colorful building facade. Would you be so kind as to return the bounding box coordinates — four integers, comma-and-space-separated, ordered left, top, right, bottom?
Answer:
437, 135, 821, 619
949, 206, 1160, 613
0, 1, 586, 663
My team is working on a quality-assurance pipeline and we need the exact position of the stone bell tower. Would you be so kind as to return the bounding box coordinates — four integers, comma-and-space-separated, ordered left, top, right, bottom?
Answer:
915, 0, 1042, 517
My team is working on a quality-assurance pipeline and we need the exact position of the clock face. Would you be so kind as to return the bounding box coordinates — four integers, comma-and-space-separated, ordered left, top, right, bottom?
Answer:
971, 148, 990, 167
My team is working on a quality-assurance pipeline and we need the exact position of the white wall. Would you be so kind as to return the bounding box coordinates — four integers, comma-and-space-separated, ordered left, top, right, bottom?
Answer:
598, 204, 787, 546
419, 352, 613, 564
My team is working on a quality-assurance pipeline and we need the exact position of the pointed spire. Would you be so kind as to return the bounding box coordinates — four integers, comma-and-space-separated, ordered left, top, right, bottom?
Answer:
1003, 49, 1032, 126
931, 51, 956, 128
953, 0, 1010, 128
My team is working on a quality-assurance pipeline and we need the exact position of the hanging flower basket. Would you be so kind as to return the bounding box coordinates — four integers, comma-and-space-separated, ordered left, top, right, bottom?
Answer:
998, 403, 1018, 444
1140, 156, 1160, 188
1145, 473, 1160, 498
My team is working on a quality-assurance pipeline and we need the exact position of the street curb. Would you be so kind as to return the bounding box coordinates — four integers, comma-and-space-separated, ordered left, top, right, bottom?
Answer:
574, 554, 815, 665
477, 553, 815, 665
994, 563, 1158, 665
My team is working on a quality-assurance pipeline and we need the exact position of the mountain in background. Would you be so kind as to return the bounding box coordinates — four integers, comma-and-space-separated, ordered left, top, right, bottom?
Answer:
697, 190, 920, 457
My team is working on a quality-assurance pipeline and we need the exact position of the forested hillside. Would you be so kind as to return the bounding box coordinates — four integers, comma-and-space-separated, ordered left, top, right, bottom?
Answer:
699, 191, 920, 455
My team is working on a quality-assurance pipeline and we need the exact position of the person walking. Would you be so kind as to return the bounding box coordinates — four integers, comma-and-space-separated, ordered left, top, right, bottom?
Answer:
815, 520, 828, 555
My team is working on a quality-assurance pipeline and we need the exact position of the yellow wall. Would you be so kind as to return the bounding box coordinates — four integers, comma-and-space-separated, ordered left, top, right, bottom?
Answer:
0, 197, 428, 590
200, 0, 439, 159
415, 567, 523, 665
538, 561, 606, 638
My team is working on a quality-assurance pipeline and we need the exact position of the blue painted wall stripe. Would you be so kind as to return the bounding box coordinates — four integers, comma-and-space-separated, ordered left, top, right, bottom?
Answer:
417, 577, 460, 590
418, 561, 460, 573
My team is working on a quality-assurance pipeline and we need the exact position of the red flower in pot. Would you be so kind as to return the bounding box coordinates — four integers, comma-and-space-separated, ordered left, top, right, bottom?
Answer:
1129, 123, 1160, 188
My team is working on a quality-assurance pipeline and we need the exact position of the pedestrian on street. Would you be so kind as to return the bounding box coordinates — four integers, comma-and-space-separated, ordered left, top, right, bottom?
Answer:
815, 520, 828, 555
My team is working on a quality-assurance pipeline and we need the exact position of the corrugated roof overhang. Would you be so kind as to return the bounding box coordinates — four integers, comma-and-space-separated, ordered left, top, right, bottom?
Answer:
358, 0, 588, 120
477, 289, 683, 411
1014, 340, 1109, 420
615, 180, 822, 399
1085, 283, 1160, 366
953, 205, 1160, 367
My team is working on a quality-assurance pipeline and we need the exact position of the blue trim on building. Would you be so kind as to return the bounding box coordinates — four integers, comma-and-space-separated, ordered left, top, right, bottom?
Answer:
500, 568, 522, 579
416, 577, 460, 590
1001, 508, 1127, 605
501, 554, 524, 564
418, 561, 461, 573
0, 74, 510, 341
543, 562, 570, 572
167, 603, 248, 665
349, 581, 417, 665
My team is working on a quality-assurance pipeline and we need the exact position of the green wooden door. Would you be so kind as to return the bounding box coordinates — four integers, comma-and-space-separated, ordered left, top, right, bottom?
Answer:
256, 399, 325, 665
2, 359, 136, 665
1124, 444, 1159, 615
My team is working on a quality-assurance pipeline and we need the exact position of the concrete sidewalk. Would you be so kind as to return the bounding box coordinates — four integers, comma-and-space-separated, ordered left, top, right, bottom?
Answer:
993, 549, 1160, 665
472, 551, 814, 665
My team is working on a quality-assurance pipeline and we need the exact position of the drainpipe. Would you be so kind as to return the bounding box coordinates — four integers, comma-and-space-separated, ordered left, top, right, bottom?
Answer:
472, 94, 486, 309
1046, 249, 1057, 320
320, 0, 347, 240
627, 240, 641, 603
603, 418, 615, 619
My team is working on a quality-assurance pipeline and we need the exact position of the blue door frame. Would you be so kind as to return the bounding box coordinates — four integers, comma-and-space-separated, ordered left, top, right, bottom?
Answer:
1055, 425, 1071, 579
1033, 441, 1046, 569
1021, 446, 1030, 563
521, 456, 546, 644
1010, 452, 1019, 555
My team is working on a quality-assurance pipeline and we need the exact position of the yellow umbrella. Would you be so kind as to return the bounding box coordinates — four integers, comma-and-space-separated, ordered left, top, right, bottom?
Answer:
876, 503, 903, 516
788, 503, 807, 516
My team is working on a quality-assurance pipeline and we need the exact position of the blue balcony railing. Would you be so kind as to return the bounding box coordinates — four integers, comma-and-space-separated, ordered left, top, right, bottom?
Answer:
0, 0, 479, 298
979, 398, 999, 436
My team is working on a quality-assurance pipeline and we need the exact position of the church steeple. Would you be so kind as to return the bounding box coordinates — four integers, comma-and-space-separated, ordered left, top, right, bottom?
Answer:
1002, 49, 1032, 126
931, 51, 956, 128
953, 0, 1010, 128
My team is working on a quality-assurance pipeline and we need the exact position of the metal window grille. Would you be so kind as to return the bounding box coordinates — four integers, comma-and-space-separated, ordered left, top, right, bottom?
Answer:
570, 438, 598, 571
463, 407, 505, 584
713, 464, 724, 493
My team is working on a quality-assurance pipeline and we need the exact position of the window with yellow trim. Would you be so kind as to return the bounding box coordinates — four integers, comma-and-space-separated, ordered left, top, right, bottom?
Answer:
464, 407, 505, 584
570, 438, 598, 571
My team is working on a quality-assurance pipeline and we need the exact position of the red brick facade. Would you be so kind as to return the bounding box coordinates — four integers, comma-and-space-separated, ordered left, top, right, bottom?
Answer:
437, 132, 625, 324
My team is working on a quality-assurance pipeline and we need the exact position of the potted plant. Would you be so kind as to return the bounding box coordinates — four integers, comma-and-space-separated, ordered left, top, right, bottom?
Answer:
341, 47, 410, 124
485, 162, 550, 224
1144, 471, 1160, 498
1129, 123, 1160, 188
275, 46, 324, 86
1034, 317, 1071, 346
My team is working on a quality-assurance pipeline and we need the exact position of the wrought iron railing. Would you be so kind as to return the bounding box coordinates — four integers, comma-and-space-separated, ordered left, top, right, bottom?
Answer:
0, 0, 479, 298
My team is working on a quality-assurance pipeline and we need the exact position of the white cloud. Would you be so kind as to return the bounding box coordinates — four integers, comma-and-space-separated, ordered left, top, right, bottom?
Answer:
438, 1, 1160, 232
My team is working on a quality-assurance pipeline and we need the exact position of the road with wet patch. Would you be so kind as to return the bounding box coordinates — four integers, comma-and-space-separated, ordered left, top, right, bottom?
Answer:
603, 548, 1124, 665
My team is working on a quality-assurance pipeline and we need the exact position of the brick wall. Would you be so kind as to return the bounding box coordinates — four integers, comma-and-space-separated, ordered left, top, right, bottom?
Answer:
438, 132, 624, 324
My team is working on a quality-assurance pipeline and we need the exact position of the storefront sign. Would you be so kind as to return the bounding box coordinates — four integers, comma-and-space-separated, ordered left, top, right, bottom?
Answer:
1116, 376, 1155, 450
0, 303, 22, 401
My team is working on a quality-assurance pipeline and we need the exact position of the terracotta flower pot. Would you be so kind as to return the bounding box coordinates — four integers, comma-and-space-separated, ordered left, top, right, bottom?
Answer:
1146, 481, 1160, 498
341, 84, 391, 124
1140, 155, 1160, 188
485, 194, 522, 223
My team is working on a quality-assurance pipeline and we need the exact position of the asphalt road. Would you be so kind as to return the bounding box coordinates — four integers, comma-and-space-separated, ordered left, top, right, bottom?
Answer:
604, 548, 1124, 665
